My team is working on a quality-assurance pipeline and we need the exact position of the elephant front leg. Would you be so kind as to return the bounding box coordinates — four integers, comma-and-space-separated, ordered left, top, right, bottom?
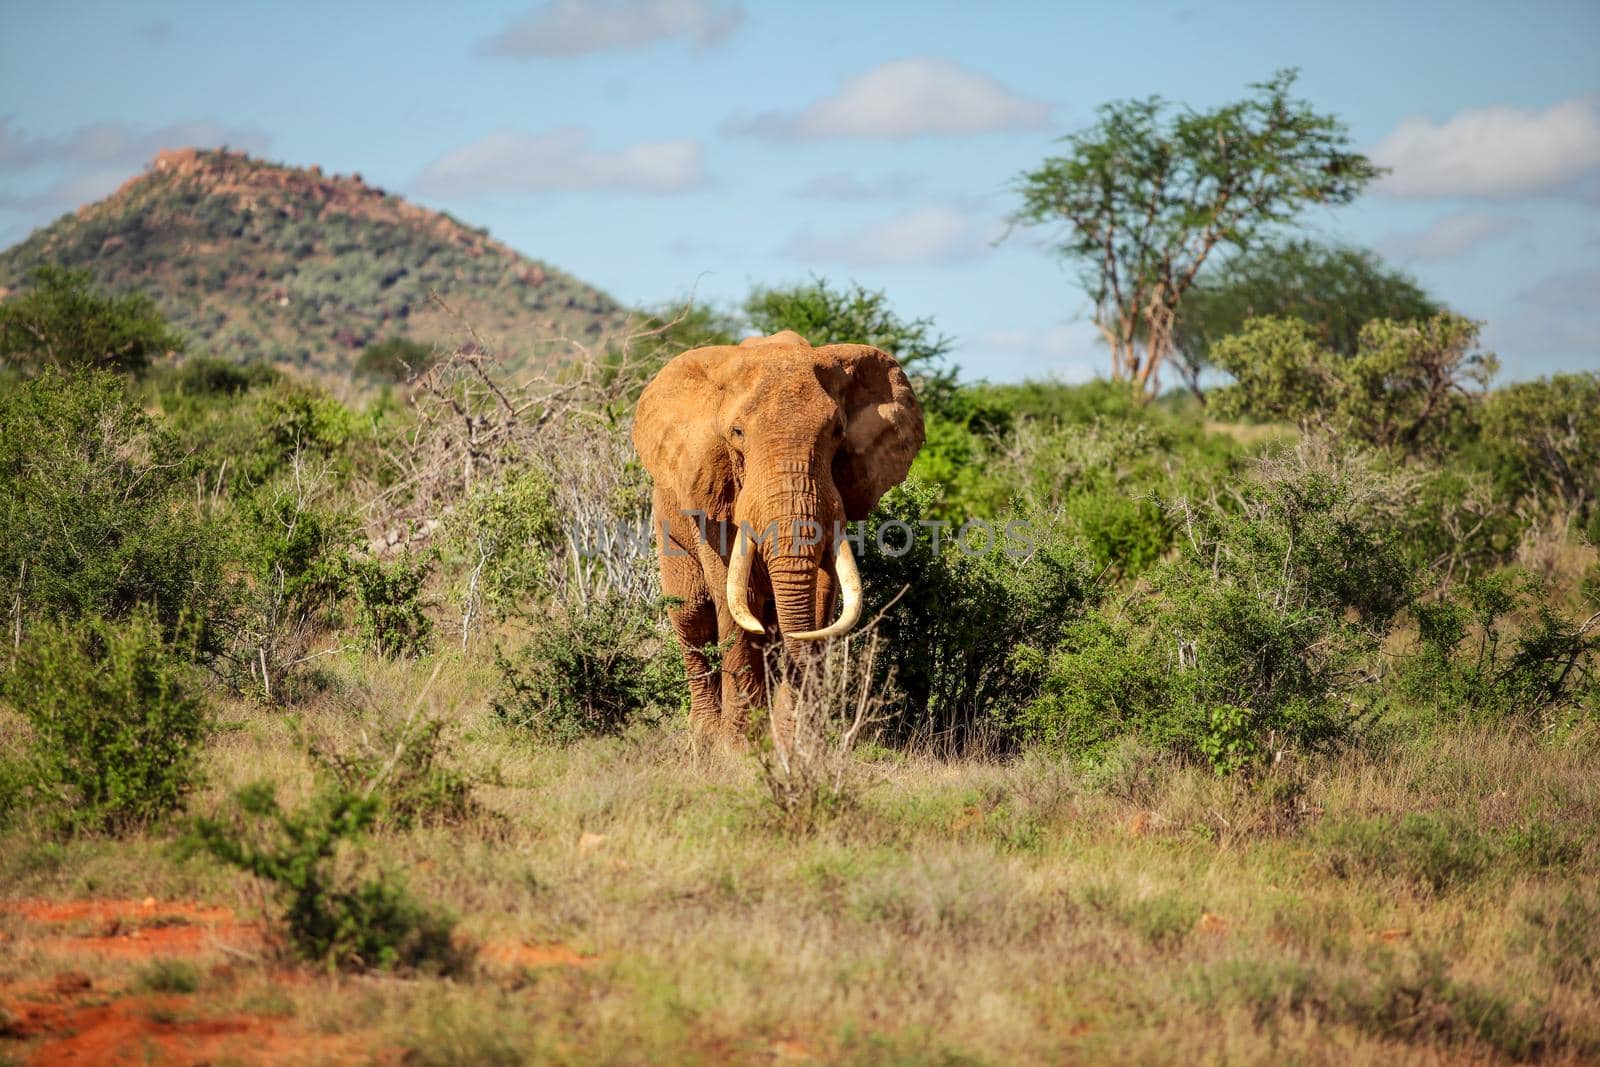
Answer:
660, 532, 720, 750
716, 625, 767, 748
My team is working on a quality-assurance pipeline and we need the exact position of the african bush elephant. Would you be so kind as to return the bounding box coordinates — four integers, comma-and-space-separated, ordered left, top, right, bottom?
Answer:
633, 331, 924, 749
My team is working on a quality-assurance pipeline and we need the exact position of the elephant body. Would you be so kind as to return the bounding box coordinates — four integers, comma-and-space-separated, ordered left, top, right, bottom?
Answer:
632, 331, 924, 749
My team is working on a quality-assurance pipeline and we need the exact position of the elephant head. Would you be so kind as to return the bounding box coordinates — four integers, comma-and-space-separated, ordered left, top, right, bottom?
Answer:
634, 331, 924, 642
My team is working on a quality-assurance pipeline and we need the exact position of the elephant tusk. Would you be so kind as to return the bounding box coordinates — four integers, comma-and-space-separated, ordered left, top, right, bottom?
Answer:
725, 525, 765, 634
786, 538, 862, 642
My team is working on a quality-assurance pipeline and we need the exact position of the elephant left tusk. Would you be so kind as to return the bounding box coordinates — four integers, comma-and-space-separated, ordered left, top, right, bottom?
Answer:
725, 525, 765, 634
785, 538, 862, 642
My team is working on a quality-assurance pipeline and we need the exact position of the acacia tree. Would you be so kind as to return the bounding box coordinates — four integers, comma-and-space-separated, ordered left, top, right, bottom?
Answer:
1010, 70, 1380, 398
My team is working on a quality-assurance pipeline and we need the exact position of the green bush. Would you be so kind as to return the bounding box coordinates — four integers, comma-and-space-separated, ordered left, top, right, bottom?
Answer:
304, 712, 473, 831
346, 554, 435, 658
1020, 445, 1417, 767
1211, 313, 1496, 455
188, 781, 467, 974
357, 336, 437, 382
448, 466, 560, 628
0, 265, 185, 375
492, 596, 681, 742
0, 370, 233, 651
744, 276, 958, 411
1394, 573, 1599, 726
860, 480, 1100, 749
1480, 372, 1600, 523
1319, 813, 1493, 893
4, 612, 207, 834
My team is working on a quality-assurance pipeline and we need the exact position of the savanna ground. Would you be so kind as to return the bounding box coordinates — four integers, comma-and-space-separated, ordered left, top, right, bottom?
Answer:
4, 644, 1600, 1066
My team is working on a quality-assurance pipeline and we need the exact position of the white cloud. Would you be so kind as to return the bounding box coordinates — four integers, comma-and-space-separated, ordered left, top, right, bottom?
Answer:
1371, 96, 1600, 199
1378, 211, 1527, 262
415, 128, 705, 196
730, 58, 1051, 141
479, 0, 742, 57
784, 205, 992, 267
797, 171, 921, 201
0, 117, 270, 171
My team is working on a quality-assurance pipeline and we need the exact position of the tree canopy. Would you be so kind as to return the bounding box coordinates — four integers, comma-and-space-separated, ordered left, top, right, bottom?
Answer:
744, 277, 959, 409
0, 266, 185, 375
1210, 312, 1497, 455
1010, 70, 1380, 399
1171, 240, 1444, 398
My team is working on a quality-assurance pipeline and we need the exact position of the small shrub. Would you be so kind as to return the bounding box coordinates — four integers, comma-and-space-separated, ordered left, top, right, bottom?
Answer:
1394, 572, 1599, 726
346, 553, 435, 658
4, 612, 207, 834
303, 710, 473, 831
357, 336, 437, 382
493, 595, 681, 742
758, 631, 891, 834
187, 781, 468, 974
1319, 813, 1493, 894
860, 480, 1101, 750
0, 370, 233, 652
134, 959, 201, 994
448, 466, 559, 635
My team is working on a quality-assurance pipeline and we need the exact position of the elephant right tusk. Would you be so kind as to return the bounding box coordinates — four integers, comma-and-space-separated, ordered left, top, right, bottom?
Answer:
785, 537, 862, 642
725, 525, 765, 634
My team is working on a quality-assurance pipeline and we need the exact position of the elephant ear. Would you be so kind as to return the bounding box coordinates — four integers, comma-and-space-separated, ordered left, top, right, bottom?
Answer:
633, 346, 738, 513
829, 345, 926, 520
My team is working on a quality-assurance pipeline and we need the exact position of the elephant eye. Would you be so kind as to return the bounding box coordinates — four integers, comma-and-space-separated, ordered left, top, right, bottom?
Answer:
730, 425, 744, 440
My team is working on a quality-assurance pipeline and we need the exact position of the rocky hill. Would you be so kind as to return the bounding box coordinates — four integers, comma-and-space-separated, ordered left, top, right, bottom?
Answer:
0, 148, 634, 375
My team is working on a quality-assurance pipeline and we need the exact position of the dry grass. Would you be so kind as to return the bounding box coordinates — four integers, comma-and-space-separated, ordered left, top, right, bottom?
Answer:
3, 651, 1599, 1065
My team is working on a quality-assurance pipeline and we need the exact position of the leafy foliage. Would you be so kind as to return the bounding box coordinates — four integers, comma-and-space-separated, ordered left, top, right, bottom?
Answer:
1211, 313, 1497, 454
860, 481, 1101, 750
5, 612, 207, 834
357, 336, 438, 381
0, 369, 232, 651
745, 277, 958, 409
1480, 373, 1600, 524
347, 554, 435, 658
1395, 573, 1599, 726
1021, 445, 1417, 765
1011, 70, 1380, 395
1172, 240, 1442, 394
188, 782, 467, 974
493, 596, 682, 742
303, 712, 474, 831
0, 266, 184, 374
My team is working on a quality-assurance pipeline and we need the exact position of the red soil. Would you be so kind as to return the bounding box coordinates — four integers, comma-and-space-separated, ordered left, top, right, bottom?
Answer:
482, 940, 596, 969
0, 898, 379, 1066
1, 898, 263, 960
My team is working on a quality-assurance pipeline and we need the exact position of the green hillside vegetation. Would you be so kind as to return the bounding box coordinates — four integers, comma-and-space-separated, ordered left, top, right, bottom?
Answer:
0, 148, 632, 377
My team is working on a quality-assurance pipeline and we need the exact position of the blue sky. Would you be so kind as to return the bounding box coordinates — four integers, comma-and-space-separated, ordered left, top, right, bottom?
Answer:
2, 0, 1597, 383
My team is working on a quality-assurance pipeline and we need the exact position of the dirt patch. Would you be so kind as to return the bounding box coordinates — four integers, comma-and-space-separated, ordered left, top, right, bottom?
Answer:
2, 898, 262, 960
5, 899, 235, 927
1, 965, 383, 1066
5, 992, 364, 1066
482, 940, 596, 970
